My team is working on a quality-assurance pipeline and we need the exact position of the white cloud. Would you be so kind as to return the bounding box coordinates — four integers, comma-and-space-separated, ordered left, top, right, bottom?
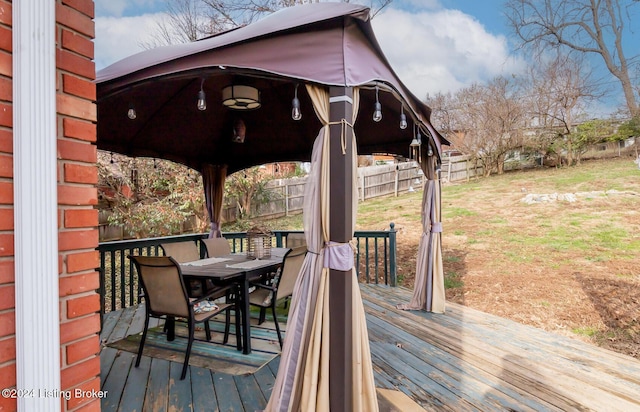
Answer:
95, 14, 165, 70
372, 7, 525, 99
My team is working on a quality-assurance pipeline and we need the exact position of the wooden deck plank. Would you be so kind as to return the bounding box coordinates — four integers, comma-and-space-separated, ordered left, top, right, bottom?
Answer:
235, 373, 268, 411
190, 367, 219, 411
363, 285, 640, 411
212, 373, 244, 411
101, 349, 134, 412
100, 284, 640, 411
143, 358, 171, 412
100, 311, 121, 344
117, 353, 150, 412
168, 362, 193, 411
107, 306, 138, 343
367, 312, 544, 412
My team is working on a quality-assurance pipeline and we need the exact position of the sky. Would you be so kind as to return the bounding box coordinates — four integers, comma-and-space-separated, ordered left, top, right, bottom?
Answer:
93, 0, 636, 116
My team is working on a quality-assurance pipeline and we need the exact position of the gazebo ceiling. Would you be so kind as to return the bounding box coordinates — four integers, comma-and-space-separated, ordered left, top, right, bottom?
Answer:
96, 2, 447, 174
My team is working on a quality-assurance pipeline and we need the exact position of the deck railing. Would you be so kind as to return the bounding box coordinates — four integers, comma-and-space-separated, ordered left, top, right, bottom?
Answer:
97, 224, 397, 318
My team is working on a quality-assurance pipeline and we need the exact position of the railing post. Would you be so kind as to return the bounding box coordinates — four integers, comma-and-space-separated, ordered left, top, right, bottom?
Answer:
389, 222, 397, 287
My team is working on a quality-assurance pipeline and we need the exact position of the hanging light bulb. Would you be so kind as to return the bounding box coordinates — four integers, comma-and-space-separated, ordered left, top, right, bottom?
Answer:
427, 144, 434, 157
127, 104, 137, 120
399, 105, 407, 129
410, 123, 420, 147
373, 85, 382, 122
197, 79, 207, 111
291, 84, 302, 121
416, 127, 422, 145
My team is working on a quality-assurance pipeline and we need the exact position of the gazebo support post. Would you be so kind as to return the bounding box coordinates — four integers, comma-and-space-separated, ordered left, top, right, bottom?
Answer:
328, 86, 354, 411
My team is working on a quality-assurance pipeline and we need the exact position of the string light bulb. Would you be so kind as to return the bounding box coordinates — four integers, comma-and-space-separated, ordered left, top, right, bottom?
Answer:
400, 105, 407, 129
127, 104, 137, 120
373, 85, 382, 122
197, 79, 207, 111
291, 84, 302, 121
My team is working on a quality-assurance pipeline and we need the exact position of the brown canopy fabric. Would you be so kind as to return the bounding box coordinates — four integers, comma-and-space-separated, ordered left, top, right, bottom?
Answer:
96, 2, 447, 174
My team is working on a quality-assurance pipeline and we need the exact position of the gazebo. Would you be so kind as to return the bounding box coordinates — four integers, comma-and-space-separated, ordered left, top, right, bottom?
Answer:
96, 3, 447, 410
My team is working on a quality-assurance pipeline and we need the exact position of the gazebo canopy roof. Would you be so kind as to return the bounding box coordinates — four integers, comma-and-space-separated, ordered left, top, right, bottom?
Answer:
96, 2, 446, 174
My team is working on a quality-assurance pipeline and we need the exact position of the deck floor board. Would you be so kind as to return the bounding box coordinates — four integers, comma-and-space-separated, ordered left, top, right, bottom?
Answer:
100, 284, 640, 411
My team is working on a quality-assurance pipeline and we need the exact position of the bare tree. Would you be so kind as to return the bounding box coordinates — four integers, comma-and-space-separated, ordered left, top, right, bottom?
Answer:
145, 0, 393, 48
440, 77, 526, 176
524, 53, 600, 166
506, 0, 640, 118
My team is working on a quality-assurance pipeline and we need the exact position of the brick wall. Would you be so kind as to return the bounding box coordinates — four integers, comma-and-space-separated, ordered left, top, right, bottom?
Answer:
57, 1, 100, 411
0, 1, 100, 411
0, 1, 15, 411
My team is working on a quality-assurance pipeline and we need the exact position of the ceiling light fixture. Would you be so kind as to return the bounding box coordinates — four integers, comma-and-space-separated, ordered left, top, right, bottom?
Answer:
222, 85, 261, 110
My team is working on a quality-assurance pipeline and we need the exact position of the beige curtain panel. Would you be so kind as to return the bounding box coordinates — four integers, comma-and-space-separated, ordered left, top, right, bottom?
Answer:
265, 85, 378, 411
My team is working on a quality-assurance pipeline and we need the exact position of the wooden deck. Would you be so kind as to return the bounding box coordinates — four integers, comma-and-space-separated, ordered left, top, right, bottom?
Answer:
100, 284, 640, 411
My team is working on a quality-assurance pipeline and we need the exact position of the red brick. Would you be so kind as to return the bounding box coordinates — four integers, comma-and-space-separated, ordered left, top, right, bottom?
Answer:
61, 29, 93, 60
0, 311, 14, 337
0, 363, 16, 394
62, 74, 96, 101
63, 118, 96, 143
56, 2, 95, 38
0, 283, 14, 310
0, 259, 14, 284
0, 336, 15, 363
62, 0, 95, 19
58, 139, 97, 163
0, 1, 12, 26
72, 398, 100, 412
0, 76, 11, 101
56, 48, 95, 80
65, 335, 99, 365
66, 377, 100, 410
58, 229, 98, 251
58, 185, 97, 206
0, 181, 13, 204
0, 207, 12, 231
0, 51, 11, 77
64, 163, 97, 184
0, 25, 10, 53
64, 209, 97, 229
66, 251, 98, 274
0, 396, 16, 412
60, 314, 100, 344
0, 102, 12, 127
0, 129, 12, 153
66, 293, 99, 318
57, 93, 96, 121
0, 153, 11, 177
0, 233, 13, 257
60, 355, 99, 389
59, 272, 99, 296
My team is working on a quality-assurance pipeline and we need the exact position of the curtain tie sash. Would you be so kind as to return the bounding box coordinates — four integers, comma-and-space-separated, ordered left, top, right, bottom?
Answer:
327, 118, 354, 155
323, 241, 355, 271
431, 222, 443, 233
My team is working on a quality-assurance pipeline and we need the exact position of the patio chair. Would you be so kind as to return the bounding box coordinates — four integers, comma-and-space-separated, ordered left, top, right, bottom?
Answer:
161, 241, 208, 297
160, 241, 201, 263
202, 237, 231, 257
286, 233, 306, 248
248, 245, 307, 348
129, 255, 241, 380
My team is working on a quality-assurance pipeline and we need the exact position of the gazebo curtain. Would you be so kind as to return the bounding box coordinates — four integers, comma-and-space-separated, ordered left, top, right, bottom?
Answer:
202, 164, 227, 238
397, 153, 445, 313
265, 84, 378, 411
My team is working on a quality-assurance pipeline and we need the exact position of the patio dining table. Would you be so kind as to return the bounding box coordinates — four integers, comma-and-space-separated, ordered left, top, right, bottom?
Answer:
180, 247, 290, 354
